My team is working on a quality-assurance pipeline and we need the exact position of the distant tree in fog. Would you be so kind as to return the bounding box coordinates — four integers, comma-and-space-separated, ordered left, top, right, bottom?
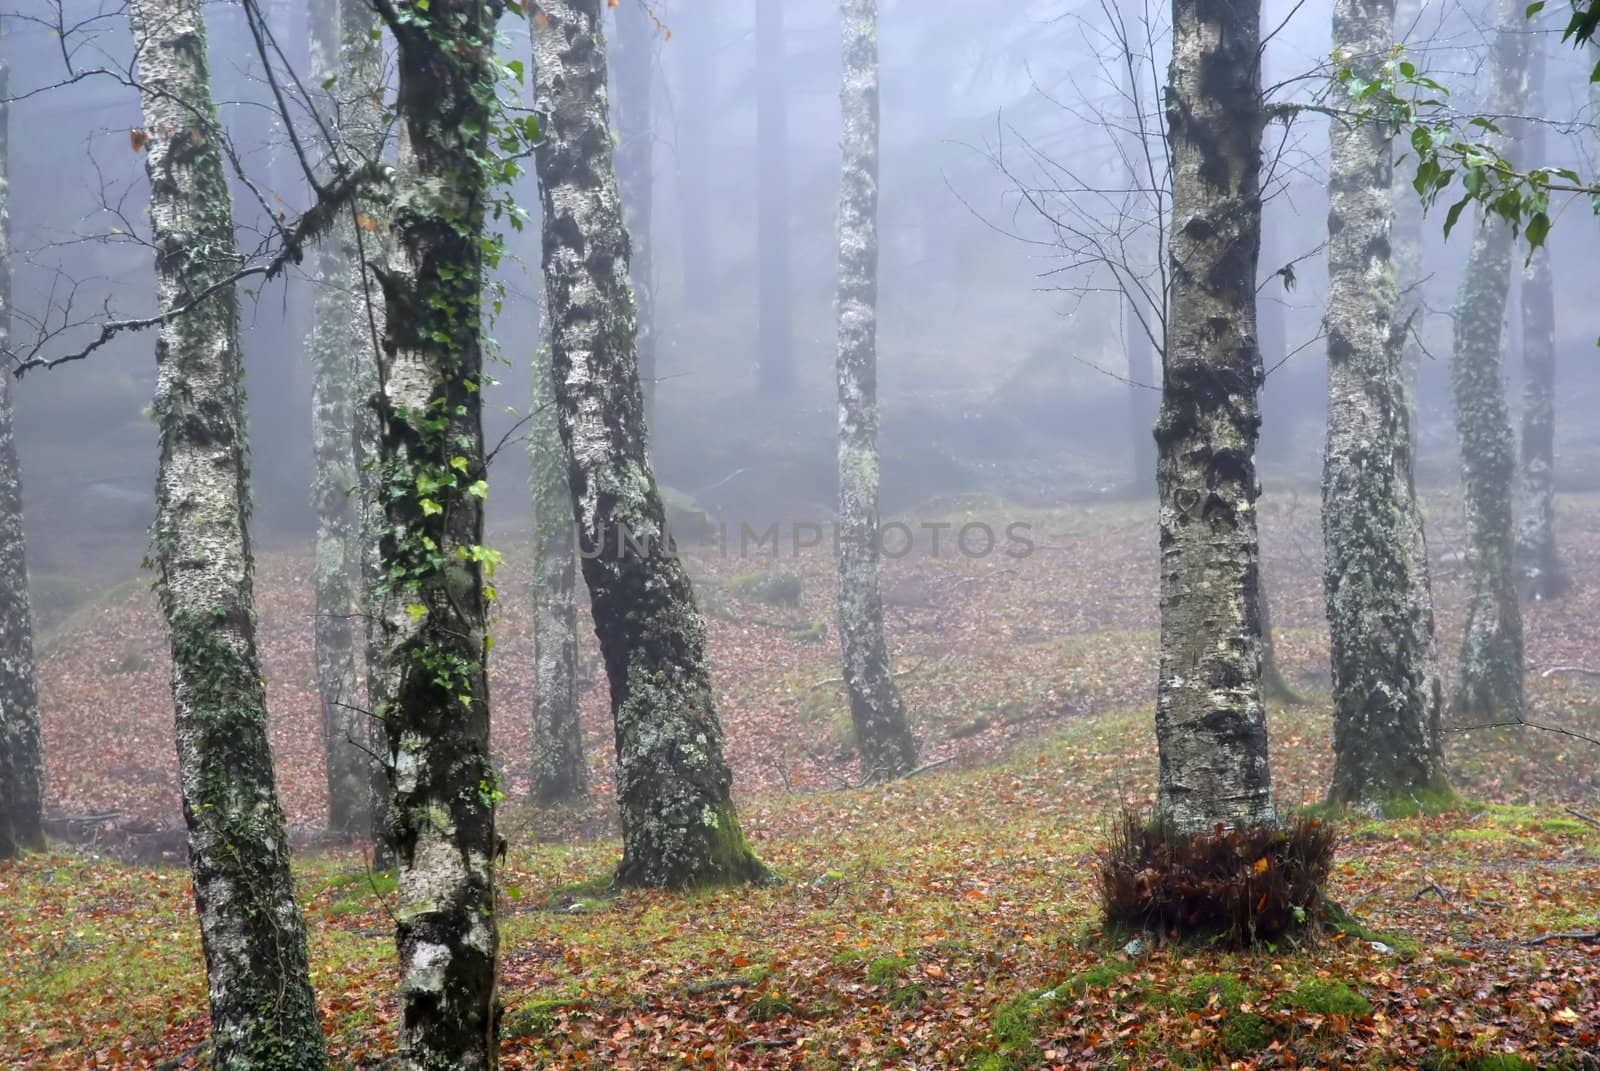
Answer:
1513, 22, 1567, 600
613, 0, 657, 418
529, 338, 586, 803
834, 0, 918, 783
128, 0, 326, 1061
673, 0, 717, 308
534, 0, 771, 888
1450, 0, 1526, 720
756, 0, 794, 397
1321, 0, 1449, 812
307, 0, 368, 839
0, 14, 45, 859
1154, 0, 1275, 832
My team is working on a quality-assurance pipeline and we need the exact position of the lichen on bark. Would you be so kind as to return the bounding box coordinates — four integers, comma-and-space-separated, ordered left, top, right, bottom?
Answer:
372, 0, 503, 1064
529, 339, 585, 803
532, 0, 769, 890
0, 19, 45, 859
834, 0, 917, 784
308, 0, 369, 839
1449, 0, 1526, 721
1155, 0, 1276, 835
128, 0, 327, 1062
1321, 0, 1449, 813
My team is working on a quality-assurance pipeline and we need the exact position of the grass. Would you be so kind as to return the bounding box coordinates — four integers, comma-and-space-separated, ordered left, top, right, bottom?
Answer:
3, 698, 1597, 1067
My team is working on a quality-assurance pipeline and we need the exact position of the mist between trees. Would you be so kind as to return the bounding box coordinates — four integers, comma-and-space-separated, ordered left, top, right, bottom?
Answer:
0, 0, 1598, 1068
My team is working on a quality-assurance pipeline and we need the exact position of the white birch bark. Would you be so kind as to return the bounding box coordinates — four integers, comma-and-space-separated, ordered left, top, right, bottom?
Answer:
835, 0, 917, 783
129, 0, 326, 1062
308, 0, 367, 838
1322, 0, 1448, 812
1512, 27, 1565, 599
1155, 0, 1275, 834
374, 0, 502, 1063
533, 0, 769, 889
1450, 0, 1526, 719
0, 17, 45, 859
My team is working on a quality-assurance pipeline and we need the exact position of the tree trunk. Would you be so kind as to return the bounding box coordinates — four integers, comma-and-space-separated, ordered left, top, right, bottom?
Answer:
1117, 46, 1159, 494
1449, 0, 1525, 721
530, 338, 585, 803
128, 0, 327, 1063
1253, 290, 1301, 707
1512, 28, 1565, 600
0, 25, 44, 859
330, 0, 394, 869
1154, 0, 1275, 835
1390, 0, 1425, 458
756, 0, 794, 397
613, 0, 656, 420
533, 0, 770, 890
1322, 0, 1448, 812
674, 0, 716, 308
373, 1, 502, 1064
308, 0, 368, 839
835, 0, 917, 784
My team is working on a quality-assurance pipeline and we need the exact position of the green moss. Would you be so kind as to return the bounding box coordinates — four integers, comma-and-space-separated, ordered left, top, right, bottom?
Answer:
1377, 783, 1463, 819
1322, 901, 1421, 959
1448, 828, 1516, 844
1218, 1012, 1272, 1056
1174, 972, 1251, 1012
727, 569, 803, 607
865, 955, 914, 987
1536, 818, 1589, 835
749, 987, 799, 1020
1285, 978, 1371, 1017
1059, 961, 1124, 995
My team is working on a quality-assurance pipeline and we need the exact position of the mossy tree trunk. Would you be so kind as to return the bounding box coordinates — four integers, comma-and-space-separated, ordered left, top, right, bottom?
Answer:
533, 0, 769, 889
129, 0, 327, 1063
1154, 0, 1275, 835
308, 0, 368, 839
530, 338, 585, 803
1449, 0, 1525, 721
372, 0, 502, 1064
835, 0, 917, 784
756, 0, 793, 397
1321, 0, 1449, 812
0, 24, 45, 860
613, 0, 656, 420
1512, 28, 1566, 600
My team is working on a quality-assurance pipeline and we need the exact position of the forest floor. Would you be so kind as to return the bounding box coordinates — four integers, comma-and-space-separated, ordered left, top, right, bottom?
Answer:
2, 490, 1599, 1068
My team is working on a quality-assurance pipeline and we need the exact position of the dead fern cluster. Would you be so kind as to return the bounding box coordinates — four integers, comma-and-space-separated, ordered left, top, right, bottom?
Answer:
1096, 807, 1337, 945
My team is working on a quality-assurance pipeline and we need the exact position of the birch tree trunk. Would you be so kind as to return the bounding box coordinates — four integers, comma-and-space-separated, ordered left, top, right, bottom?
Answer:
308, 0, 368, 838
128, 0, 326, 1062
1322, 0, 1449, 812
373, 1, 502, 1063
329, 0, 394, 868
533, 0, 770, 889
1391, 0, 1425, 457
1512, 28, 1565, 599
1450, 0, 1525, 720
530, 339, 585, 803
835, 0, 917, 784
756, 0, 794, 397
613, 0, 656, 419
1155, 0, 1275, 834
0, 23, 44, 859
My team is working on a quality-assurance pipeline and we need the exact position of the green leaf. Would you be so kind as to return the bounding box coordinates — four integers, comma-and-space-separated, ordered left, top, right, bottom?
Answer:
467, 480, 489, 499
1442, 196, 1470, 239
1525, 211, 1550, 249
420, 497, 442, 516
406, 603, 427, 623
1525, 0, 1545, 16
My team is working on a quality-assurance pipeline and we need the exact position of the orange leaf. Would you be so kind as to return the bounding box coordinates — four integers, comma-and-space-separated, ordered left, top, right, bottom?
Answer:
129, 128, 149, 152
